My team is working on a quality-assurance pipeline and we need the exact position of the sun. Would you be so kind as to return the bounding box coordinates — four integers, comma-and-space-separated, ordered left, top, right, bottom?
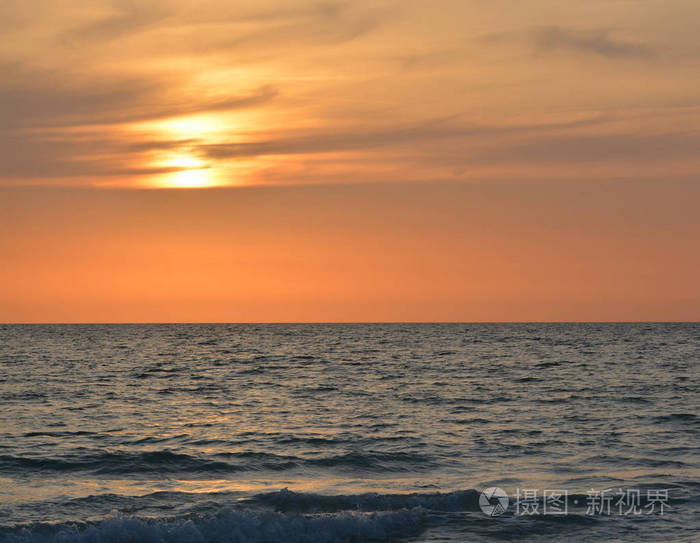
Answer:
167, 155, 204, 169
130, 113, 235, 188
156, 153, 218, 189
165, 168, 213, 189
158, 115, 222, 138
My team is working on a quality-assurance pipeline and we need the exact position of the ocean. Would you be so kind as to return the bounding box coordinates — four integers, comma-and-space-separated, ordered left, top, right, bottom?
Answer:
0, 323, 697, 542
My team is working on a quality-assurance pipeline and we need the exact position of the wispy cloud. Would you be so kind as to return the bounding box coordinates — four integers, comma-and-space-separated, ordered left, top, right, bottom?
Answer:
0, 1, 697, 188
197, 116, 611, 160
532, 26, 653, 59
471, 130, 700, 165
481, 25, 653, 60
0, 131, 207, 180
0, 61, 278, 128
57, 1, 389, 54
58, 1, 170, 44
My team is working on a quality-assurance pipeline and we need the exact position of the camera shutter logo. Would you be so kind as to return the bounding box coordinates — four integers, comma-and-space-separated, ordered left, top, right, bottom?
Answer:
479, 487, 509, 516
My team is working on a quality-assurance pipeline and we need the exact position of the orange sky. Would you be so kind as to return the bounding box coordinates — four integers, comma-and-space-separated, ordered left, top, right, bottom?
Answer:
1, 1, 699, 322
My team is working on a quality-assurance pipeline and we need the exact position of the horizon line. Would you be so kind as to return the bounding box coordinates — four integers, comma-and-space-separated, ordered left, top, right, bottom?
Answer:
2, 321, 698, 325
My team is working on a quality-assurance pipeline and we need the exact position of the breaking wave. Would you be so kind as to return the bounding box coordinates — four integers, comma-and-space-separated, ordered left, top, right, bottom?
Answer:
0, 509, 424, 543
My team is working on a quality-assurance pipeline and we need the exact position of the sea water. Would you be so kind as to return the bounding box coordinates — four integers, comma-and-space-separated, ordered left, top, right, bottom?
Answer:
0, 323, 697, 542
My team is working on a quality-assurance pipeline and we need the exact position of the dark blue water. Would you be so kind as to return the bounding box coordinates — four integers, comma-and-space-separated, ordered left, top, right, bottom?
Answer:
0, 323, 698, 542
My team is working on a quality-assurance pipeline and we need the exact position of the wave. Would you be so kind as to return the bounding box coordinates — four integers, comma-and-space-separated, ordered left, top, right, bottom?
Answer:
0, 449, 435, 475
249, 486, 695, 512
0, 451, 238, 475
0, 488, 547, 543
250, 488, 481, 513
0, 489, 480, 543
1, 486, 697, 543
0, 509, 424, 543
652, 413, 698, 424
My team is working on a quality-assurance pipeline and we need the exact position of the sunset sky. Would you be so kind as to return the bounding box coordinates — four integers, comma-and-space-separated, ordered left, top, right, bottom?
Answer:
1, 0, 699, 322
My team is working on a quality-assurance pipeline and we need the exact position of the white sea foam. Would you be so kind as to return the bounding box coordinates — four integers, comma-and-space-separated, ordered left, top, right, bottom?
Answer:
0, 508, 424, 543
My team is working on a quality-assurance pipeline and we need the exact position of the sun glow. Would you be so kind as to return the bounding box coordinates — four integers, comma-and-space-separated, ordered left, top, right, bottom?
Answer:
167, 154, 205, 170
165, 168, 214, 188
133, 114, 228, 188
146, 114, 225, 138
129, 112, 251, 188
154, 152, 218, 189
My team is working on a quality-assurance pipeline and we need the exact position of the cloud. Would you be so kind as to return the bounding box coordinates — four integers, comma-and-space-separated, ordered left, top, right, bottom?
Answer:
0, 131, 207, 180
471, 130, 700, 165
196, 115, 611, 160
0, 63, 156, 129
55, 0, 388, 55
73, 85, 278, 127
532, 26, 653, 59
58, 1, 170, 44
1, 1, 696, 189
0, 62, 278, 128
0, 57, 277, 181
481, 25, 653, 60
